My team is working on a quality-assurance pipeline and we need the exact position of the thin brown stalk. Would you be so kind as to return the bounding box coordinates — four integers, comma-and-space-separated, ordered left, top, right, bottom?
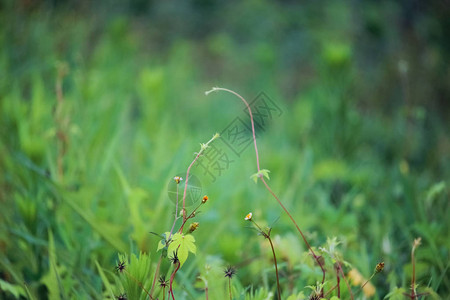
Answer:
260, 177, 326, 285
180, 134, 218, 231
335, 261, 353, 300
267, 235, 282, 300
250, 220, 281, 299
169, 262, 181, 300
207, 87, 327, 292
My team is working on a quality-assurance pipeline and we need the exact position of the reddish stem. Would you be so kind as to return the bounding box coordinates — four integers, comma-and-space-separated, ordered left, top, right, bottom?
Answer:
181, 153, 202, 229
208, 87, 327, 292
336, 261, 353, 300
267, 235, 282, 300
206, 88, 261, 172
261, 178, 326, 285
169, 262, 181, 300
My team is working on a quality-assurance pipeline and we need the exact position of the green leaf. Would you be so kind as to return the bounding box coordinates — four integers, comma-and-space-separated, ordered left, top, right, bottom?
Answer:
0, 279, 26, 299
157, 232, 171, 252
95, 261, 116, 299
384, 287, 407, 300
250, 169, 271, 183
167, 233, 196, 267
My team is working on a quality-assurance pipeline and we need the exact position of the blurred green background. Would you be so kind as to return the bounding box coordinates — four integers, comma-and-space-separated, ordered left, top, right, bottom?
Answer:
0, 0, 449, 299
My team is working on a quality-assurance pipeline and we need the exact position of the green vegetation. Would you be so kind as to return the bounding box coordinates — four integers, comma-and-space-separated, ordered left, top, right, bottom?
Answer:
0, 1, 448, 299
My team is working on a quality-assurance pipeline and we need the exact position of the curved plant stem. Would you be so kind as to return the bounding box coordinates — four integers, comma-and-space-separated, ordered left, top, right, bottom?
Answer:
179, 202, 203, 233
260, 177, 326, 285
207, 87, 327, 292
360, 272, 375, 291
267, 235, 282, 300
205, 88, 260, 172
169, 262, 181, 300
250, 221, 281, 300
180, 133, 218, 232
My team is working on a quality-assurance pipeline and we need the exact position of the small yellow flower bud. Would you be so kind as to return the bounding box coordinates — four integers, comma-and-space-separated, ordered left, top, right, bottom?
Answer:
202, 195, 209, 204
245, 212, 253, 221
189, 222, 199, 233
375, 262, 384, 273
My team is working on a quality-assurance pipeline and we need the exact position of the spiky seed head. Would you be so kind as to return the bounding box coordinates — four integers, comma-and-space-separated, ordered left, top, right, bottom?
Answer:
224, 266, 236, 279
115, 261, 126, 273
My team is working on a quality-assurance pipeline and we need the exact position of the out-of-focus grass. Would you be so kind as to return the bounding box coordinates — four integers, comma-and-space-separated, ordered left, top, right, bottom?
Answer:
0, 1, 449, 299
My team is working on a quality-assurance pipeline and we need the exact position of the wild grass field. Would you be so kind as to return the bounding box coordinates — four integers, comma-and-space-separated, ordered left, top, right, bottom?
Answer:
0, 1, 449, 299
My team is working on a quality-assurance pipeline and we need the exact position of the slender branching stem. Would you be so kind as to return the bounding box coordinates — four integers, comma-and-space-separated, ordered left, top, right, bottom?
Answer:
180, 134, 218, 231
207, 87, 327, 293
179, 202, 203, 233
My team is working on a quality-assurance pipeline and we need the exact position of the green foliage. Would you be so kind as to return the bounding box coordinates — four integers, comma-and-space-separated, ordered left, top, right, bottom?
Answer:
168, 233, 197, 267
0, 1, 448, 299
0, 279, 25, 299
117, 252, 152, 300
250, 169, 271, 183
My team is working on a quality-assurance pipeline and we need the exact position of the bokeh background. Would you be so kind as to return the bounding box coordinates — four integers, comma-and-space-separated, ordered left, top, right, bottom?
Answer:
1, 0, 449, 299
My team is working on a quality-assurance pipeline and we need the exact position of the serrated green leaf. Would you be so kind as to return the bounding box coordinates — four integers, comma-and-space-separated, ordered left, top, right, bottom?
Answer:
167, 233, 196, 267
